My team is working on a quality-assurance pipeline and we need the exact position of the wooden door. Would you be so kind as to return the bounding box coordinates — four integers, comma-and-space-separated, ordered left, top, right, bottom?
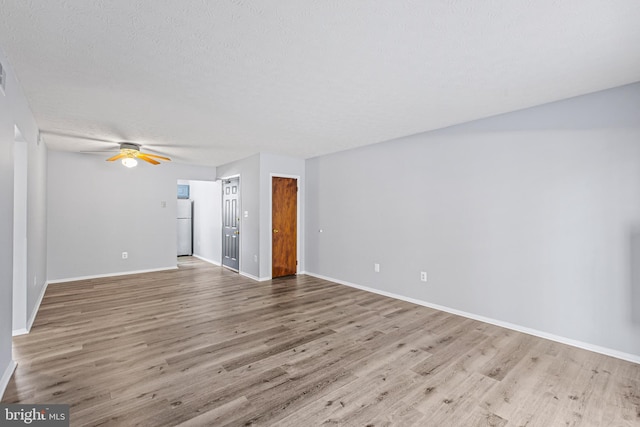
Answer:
272, 177, 297, 278
222, 178, 240, 271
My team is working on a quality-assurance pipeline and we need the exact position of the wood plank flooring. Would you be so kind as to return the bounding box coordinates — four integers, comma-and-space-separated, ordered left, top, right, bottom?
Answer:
3, 257, 639, 426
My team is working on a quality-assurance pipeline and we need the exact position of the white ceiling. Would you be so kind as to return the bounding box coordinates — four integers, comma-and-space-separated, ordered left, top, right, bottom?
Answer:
0, 1, 639, 167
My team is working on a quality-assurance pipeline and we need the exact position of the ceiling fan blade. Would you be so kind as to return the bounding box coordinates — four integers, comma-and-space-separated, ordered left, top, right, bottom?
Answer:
106, 152, 126, 161
137, 154, 160, 165
139, 152, 171, 161
146, 143, 201, 149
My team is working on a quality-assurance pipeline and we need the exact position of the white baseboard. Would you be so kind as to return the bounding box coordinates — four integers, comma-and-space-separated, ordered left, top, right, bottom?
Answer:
47, 266, 178, 284
244, 269, 308, 282
12, 279, 49, 336
305, 272, 640, 365
192, 255, 221, 266
27, 280, 48, 332
0, 360, 17, 400
239, 271, 270, 282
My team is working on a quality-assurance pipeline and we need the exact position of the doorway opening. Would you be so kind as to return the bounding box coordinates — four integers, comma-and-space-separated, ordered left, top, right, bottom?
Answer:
176, 179, 222, 267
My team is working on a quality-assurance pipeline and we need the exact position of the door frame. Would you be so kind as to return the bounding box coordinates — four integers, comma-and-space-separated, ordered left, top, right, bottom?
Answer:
219, 174, 241, 273
269, 173, 300, 279
13, 125, 28, 335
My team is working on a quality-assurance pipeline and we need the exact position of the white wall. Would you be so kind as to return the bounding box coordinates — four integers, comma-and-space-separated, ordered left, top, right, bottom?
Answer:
305, 82, 640, 360
47, 152, 216, 281
189, 180, 222, 264
0, 47, 44, 397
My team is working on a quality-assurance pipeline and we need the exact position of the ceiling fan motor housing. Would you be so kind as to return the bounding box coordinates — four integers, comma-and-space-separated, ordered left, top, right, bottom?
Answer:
120, 142, 140, 151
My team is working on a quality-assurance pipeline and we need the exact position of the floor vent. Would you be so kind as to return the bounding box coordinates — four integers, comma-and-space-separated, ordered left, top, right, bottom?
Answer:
0, 60, 5, 95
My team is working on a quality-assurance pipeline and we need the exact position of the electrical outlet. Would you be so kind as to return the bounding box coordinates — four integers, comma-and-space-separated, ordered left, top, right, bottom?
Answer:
420, 271, 427, 282
122, 252, 128, 259
374, 263, 380, 273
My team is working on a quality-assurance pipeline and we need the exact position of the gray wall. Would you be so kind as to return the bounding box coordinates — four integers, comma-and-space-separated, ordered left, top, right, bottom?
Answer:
189, 180, 222, 264
47, 151, 216, 281
305, 83, 640, 358
0, 47, 44, 395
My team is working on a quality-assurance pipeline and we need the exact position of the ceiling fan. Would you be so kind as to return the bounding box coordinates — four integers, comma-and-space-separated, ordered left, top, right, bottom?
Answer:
106, 142, 171, 167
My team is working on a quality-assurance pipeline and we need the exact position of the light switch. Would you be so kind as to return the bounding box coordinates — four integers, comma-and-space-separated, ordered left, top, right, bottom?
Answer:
244, 211, 249, 218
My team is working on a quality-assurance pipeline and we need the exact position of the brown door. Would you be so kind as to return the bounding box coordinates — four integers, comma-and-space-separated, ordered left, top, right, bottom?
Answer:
272, 177, 297, 278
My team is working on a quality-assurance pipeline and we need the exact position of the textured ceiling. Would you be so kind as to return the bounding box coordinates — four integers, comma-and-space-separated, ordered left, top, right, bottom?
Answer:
0, 1, 639, 167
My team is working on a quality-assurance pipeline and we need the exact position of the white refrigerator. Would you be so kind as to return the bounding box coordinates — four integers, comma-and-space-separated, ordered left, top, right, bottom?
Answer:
177, 199, 193, 256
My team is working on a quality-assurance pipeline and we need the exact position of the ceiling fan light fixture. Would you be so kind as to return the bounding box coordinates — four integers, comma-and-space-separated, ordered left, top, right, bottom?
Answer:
122, 157, 138, 168
104, 142, 170, 166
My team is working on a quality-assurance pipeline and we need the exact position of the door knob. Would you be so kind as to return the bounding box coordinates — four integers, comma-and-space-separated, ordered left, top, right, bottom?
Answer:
234, 231, 239, 235
273, 229, 279, 233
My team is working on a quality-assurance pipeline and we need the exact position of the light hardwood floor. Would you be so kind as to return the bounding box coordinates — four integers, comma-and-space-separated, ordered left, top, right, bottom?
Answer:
3, 257, 639, 426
